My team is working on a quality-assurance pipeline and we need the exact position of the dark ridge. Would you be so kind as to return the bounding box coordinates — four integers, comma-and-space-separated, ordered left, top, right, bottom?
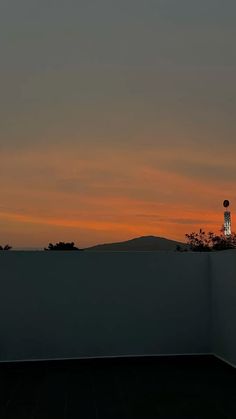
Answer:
84, 235, 188, 251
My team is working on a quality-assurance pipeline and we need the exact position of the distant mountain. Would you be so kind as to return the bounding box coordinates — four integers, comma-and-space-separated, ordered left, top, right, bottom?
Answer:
84, 235, 188, 251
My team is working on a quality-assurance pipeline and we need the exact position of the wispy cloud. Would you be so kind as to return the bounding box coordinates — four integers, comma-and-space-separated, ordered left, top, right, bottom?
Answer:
0, 143, 232, 246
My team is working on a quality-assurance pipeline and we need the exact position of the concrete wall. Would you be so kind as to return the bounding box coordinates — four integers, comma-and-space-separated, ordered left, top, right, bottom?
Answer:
0, 252, 210, 361
211, 250, 236, 366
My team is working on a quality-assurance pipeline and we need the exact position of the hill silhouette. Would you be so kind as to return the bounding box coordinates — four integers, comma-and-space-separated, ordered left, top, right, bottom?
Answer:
85, 236, 187, 251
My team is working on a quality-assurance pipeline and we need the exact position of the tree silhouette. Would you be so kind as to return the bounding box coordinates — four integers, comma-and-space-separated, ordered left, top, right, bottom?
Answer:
185, 229, 212, 252
211, 232, 236, 251
44, 242, 82, 251
0, 245, 12, 251
186, 229, 236, 252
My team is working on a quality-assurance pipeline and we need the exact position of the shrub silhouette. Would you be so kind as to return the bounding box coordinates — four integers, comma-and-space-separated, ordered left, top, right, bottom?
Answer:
0, 245, 12, 251
175, 244, 188, 252
211, 232, 236, 251
44, 242, 82, 251
186, 229, 236, 252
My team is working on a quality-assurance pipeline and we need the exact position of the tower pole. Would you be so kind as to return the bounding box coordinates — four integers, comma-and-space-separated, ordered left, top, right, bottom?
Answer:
223, 200, 231, 237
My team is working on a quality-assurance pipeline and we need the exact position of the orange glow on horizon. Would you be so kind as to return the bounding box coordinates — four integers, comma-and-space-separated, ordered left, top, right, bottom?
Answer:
0, 144, 235, 248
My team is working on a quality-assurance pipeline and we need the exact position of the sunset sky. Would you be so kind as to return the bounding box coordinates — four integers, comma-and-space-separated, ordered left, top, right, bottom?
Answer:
0, 1, 236, 248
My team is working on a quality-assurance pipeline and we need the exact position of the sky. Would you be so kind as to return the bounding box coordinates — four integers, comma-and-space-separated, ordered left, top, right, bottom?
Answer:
0, 0, 236, 248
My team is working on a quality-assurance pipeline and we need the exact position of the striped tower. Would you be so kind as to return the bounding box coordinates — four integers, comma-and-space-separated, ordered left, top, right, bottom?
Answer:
223, 200, 231, 237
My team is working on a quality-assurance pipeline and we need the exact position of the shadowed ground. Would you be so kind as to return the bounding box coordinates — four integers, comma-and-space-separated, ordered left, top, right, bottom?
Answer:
0, 355, 235, 418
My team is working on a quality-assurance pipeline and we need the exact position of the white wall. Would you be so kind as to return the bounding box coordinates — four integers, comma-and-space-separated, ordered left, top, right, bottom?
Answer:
0, 252, 210, 361
211, 250, 236, 366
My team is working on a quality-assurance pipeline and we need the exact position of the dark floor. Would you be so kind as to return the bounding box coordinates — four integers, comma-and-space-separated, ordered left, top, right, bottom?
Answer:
0, 355, 235, 418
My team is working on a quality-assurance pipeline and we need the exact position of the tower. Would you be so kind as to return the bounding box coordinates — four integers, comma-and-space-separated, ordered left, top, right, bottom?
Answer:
223, 200, 231, 237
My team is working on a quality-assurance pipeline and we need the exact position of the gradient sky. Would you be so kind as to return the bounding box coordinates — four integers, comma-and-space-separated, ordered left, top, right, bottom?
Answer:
0, 0, 236, 248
